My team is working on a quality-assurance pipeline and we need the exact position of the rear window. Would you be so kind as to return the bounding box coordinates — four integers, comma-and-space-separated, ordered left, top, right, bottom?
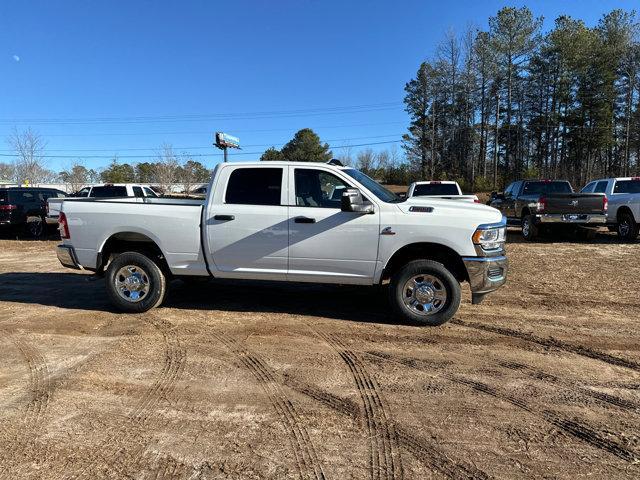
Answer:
413, 183, 459, 196
613, 180, 640, 194
522, 181, 572, 195
91, 186, 128, 197
225, 168, 282, 206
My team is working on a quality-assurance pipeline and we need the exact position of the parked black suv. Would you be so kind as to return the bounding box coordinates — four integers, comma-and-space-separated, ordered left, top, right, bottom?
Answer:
0, 187, 67, 237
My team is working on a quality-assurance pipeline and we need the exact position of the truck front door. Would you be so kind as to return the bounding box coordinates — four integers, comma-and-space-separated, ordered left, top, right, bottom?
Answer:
205, 165, 289, 280
287, 167, 380, 284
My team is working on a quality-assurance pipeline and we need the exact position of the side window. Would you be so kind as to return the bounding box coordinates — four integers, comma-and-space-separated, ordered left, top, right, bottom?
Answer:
143, 187, 158, 198
91, 186, 127, 197
133, 186, 144, 198
295, 169, 350, 208
504, 183, 514, 197
225, 168, 282, 206
21, 192, 35, 202
77, 187, 90, 197
614, 180, 640, 194
581, 182, 595, 193
594, 181, 608, 194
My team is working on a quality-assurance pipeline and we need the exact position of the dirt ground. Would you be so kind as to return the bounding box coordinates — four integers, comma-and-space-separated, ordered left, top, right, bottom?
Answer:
0, 230, 639, 479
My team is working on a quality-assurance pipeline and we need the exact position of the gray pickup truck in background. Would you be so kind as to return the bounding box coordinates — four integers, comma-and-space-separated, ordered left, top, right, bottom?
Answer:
581, 177, 640, 241
489, 180, 607, 240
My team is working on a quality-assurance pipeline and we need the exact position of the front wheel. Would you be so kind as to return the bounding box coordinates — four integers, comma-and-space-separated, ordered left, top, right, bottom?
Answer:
617, 212, 639, 242
106, 251, 167, 312
389, 259, 461, 326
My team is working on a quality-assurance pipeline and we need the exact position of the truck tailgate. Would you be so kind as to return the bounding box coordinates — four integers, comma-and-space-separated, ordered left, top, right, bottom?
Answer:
544, 193, 606, 215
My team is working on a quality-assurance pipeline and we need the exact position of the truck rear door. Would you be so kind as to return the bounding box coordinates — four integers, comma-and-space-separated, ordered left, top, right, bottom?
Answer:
204, 165, 288, 279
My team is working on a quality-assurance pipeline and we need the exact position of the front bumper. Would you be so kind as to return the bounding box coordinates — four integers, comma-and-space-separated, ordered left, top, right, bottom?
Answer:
535, 213, 607, 225
462, 255, 508, 304
56, 244, 81, 270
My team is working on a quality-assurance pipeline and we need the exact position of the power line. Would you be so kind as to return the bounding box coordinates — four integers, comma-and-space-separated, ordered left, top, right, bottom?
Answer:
0, 103, 403, 126
0, 120, 408, 138
0, 139, 402, 160
0, 134, 404, 154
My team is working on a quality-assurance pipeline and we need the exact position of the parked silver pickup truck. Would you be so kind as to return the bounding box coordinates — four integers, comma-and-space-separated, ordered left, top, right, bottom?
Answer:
56, 161, 508, 326
581, 177, 640, 241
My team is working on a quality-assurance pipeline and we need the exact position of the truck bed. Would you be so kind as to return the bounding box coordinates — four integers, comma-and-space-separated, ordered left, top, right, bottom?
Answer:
60, 197, 207, 275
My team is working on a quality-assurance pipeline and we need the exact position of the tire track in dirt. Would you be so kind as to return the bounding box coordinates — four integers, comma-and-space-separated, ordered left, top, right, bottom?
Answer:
65, 314, 186, 480
211, 329, 326, 480
449, 376, 640, 463
0, 329, 52, 479
283, 374, 490, 480
451, 319, 640, 373
498, 360, 640, 413
364, 349, 639, 464
310, 329, 403, 480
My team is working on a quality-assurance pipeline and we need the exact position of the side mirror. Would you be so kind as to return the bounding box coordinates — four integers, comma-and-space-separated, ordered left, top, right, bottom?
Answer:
341, 188, 374, 214
398, 192, 407, 199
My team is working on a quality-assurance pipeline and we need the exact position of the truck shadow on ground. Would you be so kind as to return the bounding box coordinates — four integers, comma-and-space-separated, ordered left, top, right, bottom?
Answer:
0, 272, 396, 325
505, 228, 625, 245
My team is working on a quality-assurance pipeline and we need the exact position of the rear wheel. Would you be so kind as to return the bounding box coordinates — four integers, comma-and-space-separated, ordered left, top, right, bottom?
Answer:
521, 215, 538, 241
106, 251, 167, 312
389, 259, 461, 326
617, 211, 639, 242
26, 217, 45, 238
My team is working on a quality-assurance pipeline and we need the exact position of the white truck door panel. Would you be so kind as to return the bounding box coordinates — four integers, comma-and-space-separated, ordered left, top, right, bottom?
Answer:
287, 167, 380, 284
205, 166, 288, 279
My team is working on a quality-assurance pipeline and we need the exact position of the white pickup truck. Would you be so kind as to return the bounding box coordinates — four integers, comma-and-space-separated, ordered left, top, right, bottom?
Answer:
580, 177, 640, 241
46, 183, 159, 225
56, 161, 508, 326
406, 181, 479, 203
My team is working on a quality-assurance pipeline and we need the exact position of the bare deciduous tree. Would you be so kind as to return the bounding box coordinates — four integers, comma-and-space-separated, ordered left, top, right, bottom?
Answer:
154, 144, 180, 192
6, 128, 50, 185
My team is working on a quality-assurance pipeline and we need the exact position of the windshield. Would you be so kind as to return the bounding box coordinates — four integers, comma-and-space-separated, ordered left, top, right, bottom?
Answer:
522, 181, 572, 195
342, 169, 401, 203
413, 183, 459, 196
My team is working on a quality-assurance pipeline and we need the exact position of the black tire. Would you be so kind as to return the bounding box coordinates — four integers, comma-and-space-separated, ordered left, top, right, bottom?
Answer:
105, 251, 167, 312
616, 211, 639, 242
521, 215, 538, 241
26, 217, 45, 239
389, 259, 461, 326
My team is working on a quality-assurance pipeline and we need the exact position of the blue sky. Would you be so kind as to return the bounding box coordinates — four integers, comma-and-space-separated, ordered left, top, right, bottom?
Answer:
1, 0, 637, 172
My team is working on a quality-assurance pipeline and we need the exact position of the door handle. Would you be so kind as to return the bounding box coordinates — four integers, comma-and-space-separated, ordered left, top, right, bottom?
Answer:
214, 214, 235, 221
294, 216, 316, 224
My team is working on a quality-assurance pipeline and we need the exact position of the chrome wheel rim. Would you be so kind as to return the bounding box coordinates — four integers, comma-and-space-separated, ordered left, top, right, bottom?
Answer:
115, 265, 150, 303
401, 274, 447, 316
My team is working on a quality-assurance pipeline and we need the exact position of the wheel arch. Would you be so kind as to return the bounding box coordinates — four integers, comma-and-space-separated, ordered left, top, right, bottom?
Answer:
98, 231, 169, 274
616, 205, 636, 222
380, 242, 468, 284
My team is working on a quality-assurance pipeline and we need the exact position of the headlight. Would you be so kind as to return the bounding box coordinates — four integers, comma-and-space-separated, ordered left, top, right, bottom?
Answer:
472, 226, 506, 251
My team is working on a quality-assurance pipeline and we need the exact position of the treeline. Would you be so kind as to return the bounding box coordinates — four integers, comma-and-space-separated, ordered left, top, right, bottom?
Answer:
403, 7, 640, 190
0, 133, 210, 192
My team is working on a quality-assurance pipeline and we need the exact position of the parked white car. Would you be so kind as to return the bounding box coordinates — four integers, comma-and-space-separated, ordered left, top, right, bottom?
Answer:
46, 183, 159, 225
55, 161, 508, 326
581, 177, 640, 241
407, 181, 479, 203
